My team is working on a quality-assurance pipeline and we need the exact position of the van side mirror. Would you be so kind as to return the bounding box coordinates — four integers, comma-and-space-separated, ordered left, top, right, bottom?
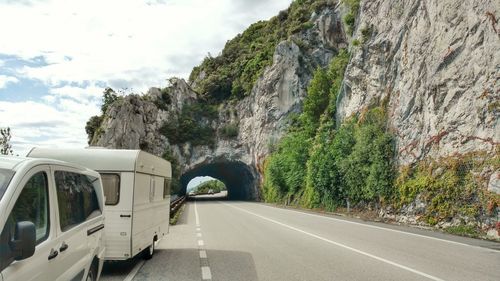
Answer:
10, 221, 36, 261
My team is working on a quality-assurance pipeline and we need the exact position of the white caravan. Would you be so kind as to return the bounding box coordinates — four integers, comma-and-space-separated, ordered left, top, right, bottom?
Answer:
28, 148, 172, 261
0, 156, 105, 281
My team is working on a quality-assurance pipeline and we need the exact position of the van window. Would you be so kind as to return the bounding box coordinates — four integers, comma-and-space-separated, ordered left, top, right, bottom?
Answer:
7, 172, 50, 244
101, 174, 120, 205
163, 178, 171, 199
54, 171, 101, 232
0, 168, 15, 201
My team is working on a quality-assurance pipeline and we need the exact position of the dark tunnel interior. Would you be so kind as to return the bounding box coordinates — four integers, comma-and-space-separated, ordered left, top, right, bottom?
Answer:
180, 161, 258, 200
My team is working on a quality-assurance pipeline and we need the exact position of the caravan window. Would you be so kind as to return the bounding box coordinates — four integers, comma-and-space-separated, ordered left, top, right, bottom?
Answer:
163, 178, 171, 198
101, 174, 120, 205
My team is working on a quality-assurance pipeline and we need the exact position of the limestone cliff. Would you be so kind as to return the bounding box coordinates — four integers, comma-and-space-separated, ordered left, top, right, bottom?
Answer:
91, 2, 347, 200
89, 0, 499, 235
338, 0, 499, 165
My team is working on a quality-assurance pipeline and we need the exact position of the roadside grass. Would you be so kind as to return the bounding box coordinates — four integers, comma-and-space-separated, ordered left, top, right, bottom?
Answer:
264, 201, 499, 241
170, 204, 186, 225
443, 225, 481, 238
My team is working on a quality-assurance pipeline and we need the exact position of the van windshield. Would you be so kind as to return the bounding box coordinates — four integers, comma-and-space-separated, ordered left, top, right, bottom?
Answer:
0, 168, 15, 201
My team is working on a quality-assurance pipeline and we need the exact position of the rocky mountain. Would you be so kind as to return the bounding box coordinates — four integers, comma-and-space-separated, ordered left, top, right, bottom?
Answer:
88, 0, 499, 239
338, 0, 499, 165
91, 1, 347, 200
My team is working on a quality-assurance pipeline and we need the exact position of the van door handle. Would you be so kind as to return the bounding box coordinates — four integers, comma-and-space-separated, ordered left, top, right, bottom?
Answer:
59, 242, 68, 252
120, 214, 131, 218
48, 249, 59, 260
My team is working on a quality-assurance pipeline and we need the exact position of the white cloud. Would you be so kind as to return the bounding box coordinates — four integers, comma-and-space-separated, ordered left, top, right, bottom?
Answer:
49, 84, 103, 102
0, 0, 293, 155
1, 0, 292, 91
0, 75, 19, 89
0, 98, 100, 156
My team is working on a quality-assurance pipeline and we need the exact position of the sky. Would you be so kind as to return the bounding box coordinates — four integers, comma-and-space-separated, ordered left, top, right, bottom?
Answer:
0, 0, 292, 156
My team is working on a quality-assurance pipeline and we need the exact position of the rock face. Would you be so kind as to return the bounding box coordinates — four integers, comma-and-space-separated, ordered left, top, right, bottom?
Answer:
92, 0, 499, 202
92, 6, 346, 199
338, 0, 500, 165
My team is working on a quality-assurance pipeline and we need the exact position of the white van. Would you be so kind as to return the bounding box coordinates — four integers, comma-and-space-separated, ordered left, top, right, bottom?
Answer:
28, 148, 172, 261
0, 156, 105, 281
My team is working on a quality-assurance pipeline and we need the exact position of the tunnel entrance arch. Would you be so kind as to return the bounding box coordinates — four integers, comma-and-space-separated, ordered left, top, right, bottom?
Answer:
180, 161, 258, 200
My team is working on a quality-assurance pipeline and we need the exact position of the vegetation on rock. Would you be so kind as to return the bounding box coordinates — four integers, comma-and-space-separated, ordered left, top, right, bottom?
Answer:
86, 88, 121, 145
263, 49, 393, 211
342, 0, 360, 35
395, 151, 500, 229
0, 127, 13, 155
220, 123, 239, 139
162, 149, 182, 195
189, 0, 334, 102
192, 179, 226, 194
160, 103, 218, 147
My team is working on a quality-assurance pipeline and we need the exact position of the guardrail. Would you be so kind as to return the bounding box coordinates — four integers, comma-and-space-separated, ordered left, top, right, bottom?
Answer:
170, 195, 186, 218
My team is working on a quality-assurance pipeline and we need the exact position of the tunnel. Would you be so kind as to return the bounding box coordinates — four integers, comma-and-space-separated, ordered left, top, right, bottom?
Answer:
180, 161, 258, 200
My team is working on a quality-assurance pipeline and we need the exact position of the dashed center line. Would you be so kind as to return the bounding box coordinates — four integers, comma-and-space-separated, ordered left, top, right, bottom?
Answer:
195, 201, 212, 280
201, 266, 212, 280
199, 250, 207, 258
195, 200, 200, 226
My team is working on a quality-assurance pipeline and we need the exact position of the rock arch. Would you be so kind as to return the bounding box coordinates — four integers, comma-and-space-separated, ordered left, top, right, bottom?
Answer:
180, 161, 259, 200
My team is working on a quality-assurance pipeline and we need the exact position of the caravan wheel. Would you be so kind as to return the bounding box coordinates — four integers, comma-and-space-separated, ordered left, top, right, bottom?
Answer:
143, 240, 155, 260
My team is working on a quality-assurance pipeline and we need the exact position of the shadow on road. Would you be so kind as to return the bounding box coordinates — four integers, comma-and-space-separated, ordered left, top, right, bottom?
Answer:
132, 249, 258, 281
100, 256, 144, 281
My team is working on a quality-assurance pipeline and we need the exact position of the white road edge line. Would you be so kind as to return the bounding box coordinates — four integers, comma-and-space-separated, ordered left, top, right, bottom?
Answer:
201, 266, 212, 280
223, 203, 445, 281
259, 203, 488, 250
123, 260, 145, 281
195, 200, 200, 226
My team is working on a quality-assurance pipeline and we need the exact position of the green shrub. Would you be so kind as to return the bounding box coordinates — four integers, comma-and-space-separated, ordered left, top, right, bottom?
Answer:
101, 87, 120, 114
263, 130, 312, 203
85, 115, 103, 145
344, 12, 355, 34
162, 149, 182, 195
342, 0, 360, 35
194, 179, 226, 194
85, 88, 123, 144
360, 25, 372, 43
220, 123, 239, 139
154, 87, 172, 111
341, 109, 394, 203
395, 152, 500, 226
444, 225, 480, 238
160, 104, 218, 147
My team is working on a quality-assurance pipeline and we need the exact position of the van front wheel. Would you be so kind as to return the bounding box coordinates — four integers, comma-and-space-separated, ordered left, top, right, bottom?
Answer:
143, 241, 155, 260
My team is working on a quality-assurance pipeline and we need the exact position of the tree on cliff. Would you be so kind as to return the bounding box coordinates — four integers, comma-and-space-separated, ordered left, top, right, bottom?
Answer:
86, 87, 121, 145
0, 127, 13, 155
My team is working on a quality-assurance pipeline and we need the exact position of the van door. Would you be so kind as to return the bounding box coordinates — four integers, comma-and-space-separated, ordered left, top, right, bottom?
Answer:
51, 168, 104, 281
0, 166, 59, 281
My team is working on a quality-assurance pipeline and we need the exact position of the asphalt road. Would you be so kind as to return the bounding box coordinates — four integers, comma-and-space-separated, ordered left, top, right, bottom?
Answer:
100, 200, 500, 281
